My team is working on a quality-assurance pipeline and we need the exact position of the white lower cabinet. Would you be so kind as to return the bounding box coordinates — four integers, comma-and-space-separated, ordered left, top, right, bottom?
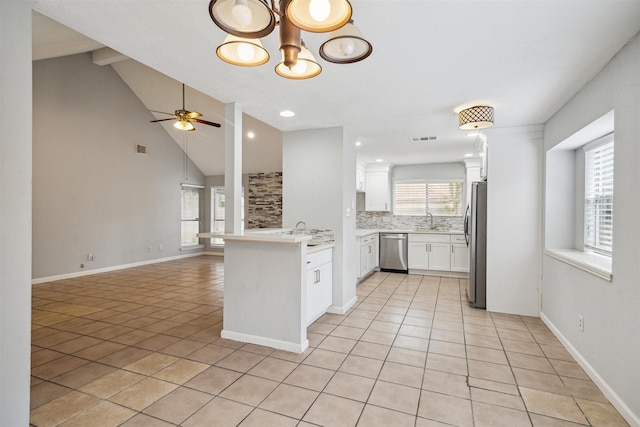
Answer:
408, 233, 452, 271
306, 248, 333, 326
357, 233, 378, 280
450, 234, 469, 272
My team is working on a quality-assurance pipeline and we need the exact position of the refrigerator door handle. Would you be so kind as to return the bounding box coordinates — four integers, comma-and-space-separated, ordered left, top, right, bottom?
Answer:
463, 204, 470, 246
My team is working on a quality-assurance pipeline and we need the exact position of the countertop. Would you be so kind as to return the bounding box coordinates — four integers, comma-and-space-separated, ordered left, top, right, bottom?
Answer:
198, 228, 335, 247
356, 229, 464, 238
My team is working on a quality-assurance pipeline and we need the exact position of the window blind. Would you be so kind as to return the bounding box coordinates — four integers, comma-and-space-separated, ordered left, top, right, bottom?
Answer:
584, 136, 614, 255
394, 181, 463, 216
181, 186, 201, 246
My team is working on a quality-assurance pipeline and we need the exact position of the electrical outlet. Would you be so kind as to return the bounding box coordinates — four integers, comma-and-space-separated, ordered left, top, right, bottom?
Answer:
147, 246, 152, 253
578, 315, 584, 332
158, 244, 163, 251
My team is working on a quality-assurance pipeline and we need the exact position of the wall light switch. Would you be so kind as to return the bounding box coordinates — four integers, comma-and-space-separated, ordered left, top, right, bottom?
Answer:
346, 208, 351, 217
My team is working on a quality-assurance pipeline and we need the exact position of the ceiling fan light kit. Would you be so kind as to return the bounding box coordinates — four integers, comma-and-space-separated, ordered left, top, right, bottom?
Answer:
458, 105, 495, 130
208, 0, 372, 79
150, 84, 222, 132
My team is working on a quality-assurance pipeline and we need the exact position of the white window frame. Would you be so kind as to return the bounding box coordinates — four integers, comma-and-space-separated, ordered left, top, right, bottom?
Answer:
210, 186, 244, 246
583, 133, 614, 256
393, 179, 464, 217
180, 184, 204, 248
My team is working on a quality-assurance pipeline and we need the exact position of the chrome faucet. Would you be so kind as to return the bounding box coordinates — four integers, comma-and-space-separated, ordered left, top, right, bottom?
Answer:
295, 221, 306, 231
426, 212, 434, 230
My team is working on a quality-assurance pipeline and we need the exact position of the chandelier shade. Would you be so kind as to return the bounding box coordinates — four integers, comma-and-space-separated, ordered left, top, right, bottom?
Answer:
276, 43, 322, 79
209, 0, 276, 38
458, 106, 495, 130
286, 0, 352, 33
216, 34, 270, 66
319, 21, 372, 63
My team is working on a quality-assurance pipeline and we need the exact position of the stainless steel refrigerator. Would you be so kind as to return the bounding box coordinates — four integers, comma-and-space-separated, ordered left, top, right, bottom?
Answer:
464, 180, 487, 308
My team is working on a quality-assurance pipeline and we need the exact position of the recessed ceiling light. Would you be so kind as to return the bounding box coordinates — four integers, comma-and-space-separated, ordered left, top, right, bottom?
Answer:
247, 131, 255, 139
280, 110, 295, 117
375, 158, 383, 163
355, 141, 362, 147
464, 153, 474, 157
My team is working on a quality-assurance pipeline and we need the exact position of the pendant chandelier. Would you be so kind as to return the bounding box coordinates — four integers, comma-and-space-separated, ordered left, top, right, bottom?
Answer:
209, 0, 373, 79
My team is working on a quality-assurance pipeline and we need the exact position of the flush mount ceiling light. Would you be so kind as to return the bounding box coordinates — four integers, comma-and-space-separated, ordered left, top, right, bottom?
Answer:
458, 106, 494, 130
209, 0, 371, 79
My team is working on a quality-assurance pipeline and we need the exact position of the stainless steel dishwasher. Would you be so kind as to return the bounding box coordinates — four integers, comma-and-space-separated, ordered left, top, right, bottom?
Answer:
379, 233, 408, 273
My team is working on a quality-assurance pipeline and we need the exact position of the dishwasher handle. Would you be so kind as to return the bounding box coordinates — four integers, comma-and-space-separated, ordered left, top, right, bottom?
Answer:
380, 234, 408, 240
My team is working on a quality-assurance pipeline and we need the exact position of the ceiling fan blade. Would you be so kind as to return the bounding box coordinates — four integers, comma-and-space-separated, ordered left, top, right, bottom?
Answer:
192, 118, 222, 128
186, 111, 202, 119
150, 118, 176, 123
149, 110, 175, 116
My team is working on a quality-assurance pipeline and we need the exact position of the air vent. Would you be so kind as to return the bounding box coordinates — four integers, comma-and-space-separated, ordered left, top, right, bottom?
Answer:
136, 144, 148, 155
410, 136, 437, 142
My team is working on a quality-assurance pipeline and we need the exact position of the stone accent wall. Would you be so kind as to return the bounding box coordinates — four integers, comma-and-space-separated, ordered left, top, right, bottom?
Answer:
247, 172, 282, 229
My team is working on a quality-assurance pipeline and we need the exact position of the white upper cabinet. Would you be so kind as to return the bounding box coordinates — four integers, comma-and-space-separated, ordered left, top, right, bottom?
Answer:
356, 168, 366, 192
365, 165, 391, 211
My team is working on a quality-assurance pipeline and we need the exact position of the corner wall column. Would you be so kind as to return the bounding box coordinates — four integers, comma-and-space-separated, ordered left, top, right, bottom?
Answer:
0, 1, 33, 425
224, 102, 242, 234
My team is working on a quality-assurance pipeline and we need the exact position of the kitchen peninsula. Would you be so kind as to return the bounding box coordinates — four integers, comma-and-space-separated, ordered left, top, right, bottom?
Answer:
198, 229, 334, 353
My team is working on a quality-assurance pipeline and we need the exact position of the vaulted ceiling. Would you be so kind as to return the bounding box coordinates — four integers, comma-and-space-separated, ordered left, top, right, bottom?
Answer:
32, 1, 640, 175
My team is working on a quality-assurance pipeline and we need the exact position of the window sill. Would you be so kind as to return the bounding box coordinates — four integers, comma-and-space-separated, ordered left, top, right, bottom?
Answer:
180, 244, 205, 251
544, 248, 612, 281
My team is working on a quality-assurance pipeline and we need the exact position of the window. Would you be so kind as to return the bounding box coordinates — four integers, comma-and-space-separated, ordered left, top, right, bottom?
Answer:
210, 187, 244, 245
394, 180, 463, 216
181, 185, 203, 247
584, 134, 614, 255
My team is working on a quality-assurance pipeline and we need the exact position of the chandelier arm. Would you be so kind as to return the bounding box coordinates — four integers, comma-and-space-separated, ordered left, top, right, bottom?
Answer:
270, 0, 283, 17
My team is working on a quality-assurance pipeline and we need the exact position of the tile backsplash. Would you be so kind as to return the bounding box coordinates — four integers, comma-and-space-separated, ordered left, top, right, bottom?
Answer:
357, 211, 464, 231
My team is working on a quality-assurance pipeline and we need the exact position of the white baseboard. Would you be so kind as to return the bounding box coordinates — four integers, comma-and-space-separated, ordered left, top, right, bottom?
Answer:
31, 252, 205, 285
540, 312, 640, 427
221, 330, 309, 354
327, 295, 358, 315
203, 251, 224, 257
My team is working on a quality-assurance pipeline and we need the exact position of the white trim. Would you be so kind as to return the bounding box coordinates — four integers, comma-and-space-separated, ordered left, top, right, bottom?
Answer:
181, 183, 205, 189
540, 312, 640, 427
327, 295, 358, 315
31, 252, 204, 285
544, 249, 612, 281
180, 244, 205, 251
221, 330, 309, 354
203, 251, 224, 257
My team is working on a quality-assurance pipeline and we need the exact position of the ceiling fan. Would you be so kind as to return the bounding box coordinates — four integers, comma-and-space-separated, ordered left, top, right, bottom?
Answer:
150, 83, 221, 131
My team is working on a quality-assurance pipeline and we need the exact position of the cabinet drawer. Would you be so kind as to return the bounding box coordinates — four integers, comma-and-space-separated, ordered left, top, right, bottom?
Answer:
361, 235, 376, 246
409, 233, 450, 243
307, 248, 332, 269
451, 234, 467, 244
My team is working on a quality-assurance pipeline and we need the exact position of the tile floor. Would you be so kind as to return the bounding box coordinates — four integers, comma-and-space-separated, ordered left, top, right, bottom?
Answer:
30, 256, 629, 426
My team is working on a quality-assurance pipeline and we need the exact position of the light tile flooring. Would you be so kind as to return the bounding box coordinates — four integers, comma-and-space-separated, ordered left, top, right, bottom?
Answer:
30, 256, 628, 426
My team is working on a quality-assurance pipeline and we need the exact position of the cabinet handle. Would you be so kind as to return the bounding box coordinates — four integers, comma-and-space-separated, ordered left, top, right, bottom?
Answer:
368, 246, 371, 254
451, 245, 454, 253
314, 269, 320, 284
385, 202, 388, 210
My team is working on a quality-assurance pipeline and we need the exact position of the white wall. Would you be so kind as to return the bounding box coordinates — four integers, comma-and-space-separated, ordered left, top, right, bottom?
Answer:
32, 53, 205, 280
0, 2, 33, 424
282, 127, 357, 313
485, 126, 543, 317
542, 33, 640, 422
